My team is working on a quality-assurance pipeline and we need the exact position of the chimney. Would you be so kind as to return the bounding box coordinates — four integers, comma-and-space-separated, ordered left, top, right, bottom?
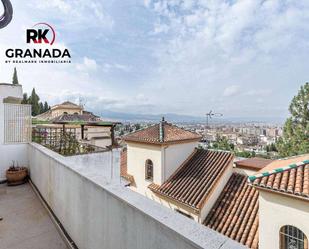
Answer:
159, 117, 165, 143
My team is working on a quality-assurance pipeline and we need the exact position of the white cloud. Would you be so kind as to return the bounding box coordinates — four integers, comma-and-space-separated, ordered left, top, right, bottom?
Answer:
141, 0, 309, 117
0, 0, 307, 118
76, 57, 97, 71
31, 0, 114, 29
102, 63, 130, 72
223, 85, 240, 97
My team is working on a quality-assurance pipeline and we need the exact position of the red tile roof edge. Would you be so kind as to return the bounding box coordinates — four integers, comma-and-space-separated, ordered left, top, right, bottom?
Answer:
149, 149, 234, 210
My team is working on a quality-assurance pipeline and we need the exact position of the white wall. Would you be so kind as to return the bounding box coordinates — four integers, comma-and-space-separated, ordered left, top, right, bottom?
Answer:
259, 190, 309, 249
127, 142, 163, 194
0, 84, 28, 180
199, 162, 233, 223
164, 141, 198, 181
28, 143, 245, 249
126, 141, 197, 196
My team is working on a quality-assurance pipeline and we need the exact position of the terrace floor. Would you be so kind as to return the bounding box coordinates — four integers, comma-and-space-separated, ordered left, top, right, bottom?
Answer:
0, 183, 69, 249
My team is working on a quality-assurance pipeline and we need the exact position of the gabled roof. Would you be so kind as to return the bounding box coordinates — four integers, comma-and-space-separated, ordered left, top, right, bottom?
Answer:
52, 113, 101, 123
249, 158, 309, 200
51, 101, 82, 110
149, 149, 234, 210
235, 157, 273, 171
123, 120, 202, 145
204, 173, 259, 249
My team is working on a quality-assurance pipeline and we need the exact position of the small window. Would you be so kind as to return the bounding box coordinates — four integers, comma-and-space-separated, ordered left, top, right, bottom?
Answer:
63, 112, 68, 115
280, 225, 308, 249
175, 209, 193, 219
145, 159, 153, 181
74, 112, 79, 115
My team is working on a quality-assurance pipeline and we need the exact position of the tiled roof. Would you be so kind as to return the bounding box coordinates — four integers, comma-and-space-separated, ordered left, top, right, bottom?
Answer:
123, 121, 201, 145
52, 113, 101, 123
255, 154, 309, 173
120, 149, 135, 184
149, 149, 234, 210
250, 160, 309, 200
235, 157, 273, 171
52, 101, 82, 110
204, 173, 259, 249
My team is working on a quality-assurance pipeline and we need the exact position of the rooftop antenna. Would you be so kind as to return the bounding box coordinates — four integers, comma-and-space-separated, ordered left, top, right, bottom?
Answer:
206, 110, 223, 128
78, 96, 85, 110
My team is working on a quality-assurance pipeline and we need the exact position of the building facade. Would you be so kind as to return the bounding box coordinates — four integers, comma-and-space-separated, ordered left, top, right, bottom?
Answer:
121, 119, 309, 249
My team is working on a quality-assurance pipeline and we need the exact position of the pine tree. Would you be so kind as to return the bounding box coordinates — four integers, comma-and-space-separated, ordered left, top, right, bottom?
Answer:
12, 67, 19, 85
28, 88, 41, 116
43, 101, 50, 112
39, 102, 44, 114
277, 83, 309, 157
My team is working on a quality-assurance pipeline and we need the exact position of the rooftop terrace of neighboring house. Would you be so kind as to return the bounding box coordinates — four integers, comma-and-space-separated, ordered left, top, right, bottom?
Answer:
0, 83, 246, 249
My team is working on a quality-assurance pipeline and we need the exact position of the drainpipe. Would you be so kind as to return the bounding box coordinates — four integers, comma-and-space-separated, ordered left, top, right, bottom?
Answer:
160, 117, 166, 182
161, 145, 168, 183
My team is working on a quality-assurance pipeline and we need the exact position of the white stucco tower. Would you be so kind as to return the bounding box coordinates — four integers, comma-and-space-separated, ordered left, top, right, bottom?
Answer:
123, 118, 202, 195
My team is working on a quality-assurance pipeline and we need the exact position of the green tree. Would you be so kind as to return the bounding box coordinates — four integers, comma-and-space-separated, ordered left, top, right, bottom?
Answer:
39, 102, 44, 114
212, 135, 234, 151
234, 150, 256, 158
12, 67, 19, 85
135, 123, 141, 130
21, 93, 28, 104
28, 88, 41, 116
43, 101, 50, 112
277, 83, 309, 157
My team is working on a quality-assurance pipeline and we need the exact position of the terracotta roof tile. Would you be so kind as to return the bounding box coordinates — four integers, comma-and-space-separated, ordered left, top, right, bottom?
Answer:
204, 173, 259, 249
52, 113, 101, 123
149, 149, 234, 210
251, 162, 309, 200
120, 149, 135, 184
123, 121, 201, 145
235, 157, 273, 171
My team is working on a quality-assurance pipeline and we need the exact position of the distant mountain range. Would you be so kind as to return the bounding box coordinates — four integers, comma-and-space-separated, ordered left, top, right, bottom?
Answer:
97, 110, 286, 124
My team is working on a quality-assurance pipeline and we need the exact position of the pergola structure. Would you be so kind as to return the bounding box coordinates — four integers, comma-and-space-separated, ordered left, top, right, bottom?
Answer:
52, 120, 121, 147
33, 113, 121, 147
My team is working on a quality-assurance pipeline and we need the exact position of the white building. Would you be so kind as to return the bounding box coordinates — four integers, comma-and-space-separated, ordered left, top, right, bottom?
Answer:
0, 83, 31, 181
121, 119, 309, 249
1, 84, 245, 249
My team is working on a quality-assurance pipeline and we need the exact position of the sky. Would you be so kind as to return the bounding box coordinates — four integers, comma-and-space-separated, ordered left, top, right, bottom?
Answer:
0, 0, 309, 120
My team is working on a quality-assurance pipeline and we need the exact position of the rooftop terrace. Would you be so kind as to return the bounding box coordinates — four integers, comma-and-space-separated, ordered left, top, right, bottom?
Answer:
0, 183, 68, 249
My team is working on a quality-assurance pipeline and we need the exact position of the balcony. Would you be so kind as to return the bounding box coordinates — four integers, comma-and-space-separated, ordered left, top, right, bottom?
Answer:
0, 142, 247, 249
0, 84, 245, 249
0, 183, 68, 249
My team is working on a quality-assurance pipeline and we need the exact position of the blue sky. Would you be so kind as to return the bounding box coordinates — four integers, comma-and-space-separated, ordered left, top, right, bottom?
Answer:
0, 0, 309, 119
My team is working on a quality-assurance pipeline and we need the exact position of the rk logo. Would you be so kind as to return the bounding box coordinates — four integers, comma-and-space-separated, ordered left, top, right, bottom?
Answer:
26, 23, 56, 45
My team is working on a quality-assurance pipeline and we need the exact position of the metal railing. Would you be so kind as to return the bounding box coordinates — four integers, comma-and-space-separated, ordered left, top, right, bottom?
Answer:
32, 127, 108, 156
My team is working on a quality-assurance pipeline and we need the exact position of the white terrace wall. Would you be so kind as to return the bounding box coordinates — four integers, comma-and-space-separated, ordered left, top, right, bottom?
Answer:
28, 143, 245, 249
0, 84, 29, 181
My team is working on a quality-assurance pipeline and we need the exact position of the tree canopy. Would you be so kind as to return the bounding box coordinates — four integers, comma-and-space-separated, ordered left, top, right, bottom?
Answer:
21, 88, 51, 116
276, 83, 309, 157
211, 135, 235, 151
12, 67, 19, 85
